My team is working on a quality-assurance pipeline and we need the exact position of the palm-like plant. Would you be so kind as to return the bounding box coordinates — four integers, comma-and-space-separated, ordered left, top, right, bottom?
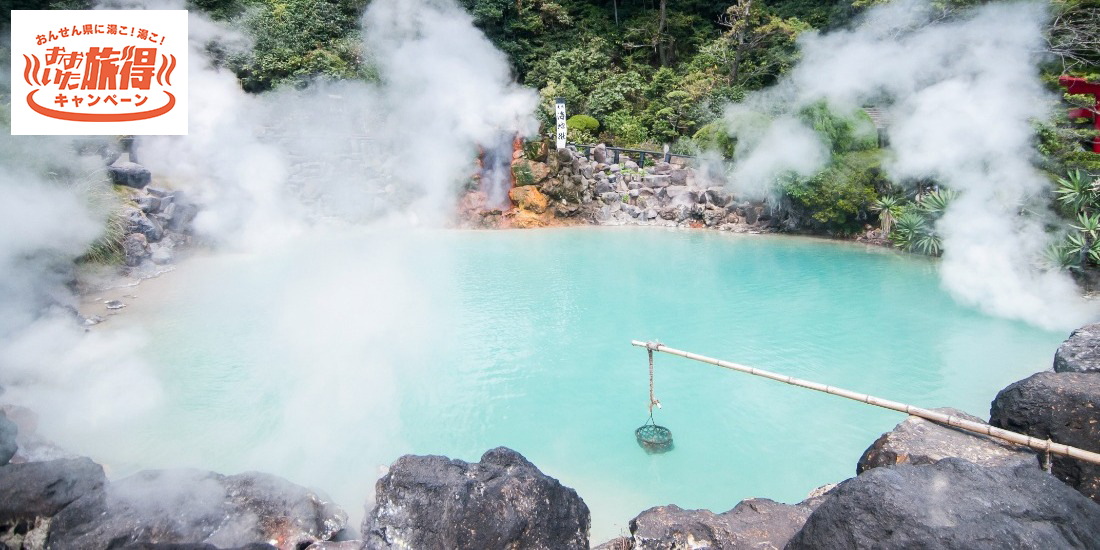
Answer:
1045, 241, 1078, 270
1055, 169, 1097, 215
912, 232, 942, 256
1071, 211, 1100, 269
890, 210, 927, 250
887, 210, 945, 256
1073, 211, 1100, 235
870, 195, 902, 235
918, 188, 959, 217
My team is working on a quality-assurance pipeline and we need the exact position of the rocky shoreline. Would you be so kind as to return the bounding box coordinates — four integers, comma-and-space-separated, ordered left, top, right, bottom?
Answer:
459, 142, 888, 247
4, 322, 1099, 549
460, 143, 781, 234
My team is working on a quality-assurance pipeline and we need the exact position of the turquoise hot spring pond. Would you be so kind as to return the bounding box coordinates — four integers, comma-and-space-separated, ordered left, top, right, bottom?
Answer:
95, 226, 1067, 541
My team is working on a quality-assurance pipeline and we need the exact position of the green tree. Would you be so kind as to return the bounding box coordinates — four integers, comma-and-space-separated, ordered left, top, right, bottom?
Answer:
1046, 0, 1100, 73
870, 195, 901, 235
232, 0, 368, 92
715, 0, 809, 88
780, 150, 885, 234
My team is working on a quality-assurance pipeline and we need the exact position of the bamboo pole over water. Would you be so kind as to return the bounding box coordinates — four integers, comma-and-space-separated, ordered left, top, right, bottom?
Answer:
630, 340, 1100, 467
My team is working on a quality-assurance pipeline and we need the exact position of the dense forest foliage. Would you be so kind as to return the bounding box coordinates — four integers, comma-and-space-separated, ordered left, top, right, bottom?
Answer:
6, 0, 1100, 255
151, 0, 1096, 161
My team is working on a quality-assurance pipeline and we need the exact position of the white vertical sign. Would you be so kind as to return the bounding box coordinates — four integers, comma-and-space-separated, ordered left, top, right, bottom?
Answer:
555, 98, 567, 150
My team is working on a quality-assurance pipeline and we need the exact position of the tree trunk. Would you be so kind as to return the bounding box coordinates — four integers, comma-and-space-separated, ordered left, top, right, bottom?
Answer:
613, 0, 619, 25
729, 0, 750, 86
731, 33, 744, 85
657, 0, 668, 66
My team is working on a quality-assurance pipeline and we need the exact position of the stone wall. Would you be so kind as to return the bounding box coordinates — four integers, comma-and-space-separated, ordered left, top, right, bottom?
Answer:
464, 142, 778, 233
542, 144, 774, 232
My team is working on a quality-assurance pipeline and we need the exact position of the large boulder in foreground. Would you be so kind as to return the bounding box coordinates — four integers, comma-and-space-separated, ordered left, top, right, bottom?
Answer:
990, 371, 1100, 503
787, 458, 1100, 549
857, 408, 1035, 474
1054, 323, 1100, 373
363, 447, 589, 550
0, 458, 106, 549
47, 469, 346, 550
628, 498, 816, 550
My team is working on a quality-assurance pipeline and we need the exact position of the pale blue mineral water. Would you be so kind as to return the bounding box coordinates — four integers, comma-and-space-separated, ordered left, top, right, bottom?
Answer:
92, 227, 1065, 541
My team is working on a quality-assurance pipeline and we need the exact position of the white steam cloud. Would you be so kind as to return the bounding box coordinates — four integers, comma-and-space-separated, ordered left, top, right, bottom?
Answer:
1, 0, 539, 526
138, 0, 537, 250
0, 136, 163, 441
722, 0, 1098, 329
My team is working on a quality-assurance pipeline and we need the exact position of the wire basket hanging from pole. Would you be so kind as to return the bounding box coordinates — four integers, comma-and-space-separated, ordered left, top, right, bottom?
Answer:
636, 342, 673, 453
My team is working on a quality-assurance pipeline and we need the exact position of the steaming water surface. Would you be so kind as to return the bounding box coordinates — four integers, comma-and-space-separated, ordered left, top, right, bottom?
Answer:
96, 227, 1065, 541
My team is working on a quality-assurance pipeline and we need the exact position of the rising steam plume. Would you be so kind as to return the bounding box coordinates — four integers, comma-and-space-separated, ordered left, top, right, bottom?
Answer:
722, 0, 1097, 330
136, 0, 538, 250
0, 0, 537, 490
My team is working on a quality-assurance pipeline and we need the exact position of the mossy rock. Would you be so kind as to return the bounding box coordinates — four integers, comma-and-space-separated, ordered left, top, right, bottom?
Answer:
524, 139, 549, 162
512, 160, 551, 186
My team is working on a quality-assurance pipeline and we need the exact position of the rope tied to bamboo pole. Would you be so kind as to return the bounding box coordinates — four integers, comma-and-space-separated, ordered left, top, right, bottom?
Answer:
647, 343, 661, 414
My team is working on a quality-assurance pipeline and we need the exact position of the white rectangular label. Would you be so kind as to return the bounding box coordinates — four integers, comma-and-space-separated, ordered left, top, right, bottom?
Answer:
555, 100, 567, 150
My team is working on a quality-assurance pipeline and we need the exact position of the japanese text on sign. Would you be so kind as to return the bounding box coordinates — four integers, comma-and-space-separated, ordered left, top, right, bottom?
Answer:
10, 10, 189, 135
555, 98, 567, 150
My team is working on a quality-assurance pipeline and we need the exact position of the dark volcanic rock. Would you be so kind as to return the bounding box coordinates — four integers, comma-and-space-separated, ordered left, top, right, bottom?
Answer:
990, 371, 1100, 503
668, 169, 689, 186
0, 412, 16, 466
123, 233, 152, 267
592, 143, 608, 164
363, 447, 589, 550
787, 458, 1100, 549
160, 199, 199, 232
108, 161, 152, 189
125, 207, 164, 243
662, 185, 700, 206
0, 458, 106, 550
704, 187, 732, 208
857, 408, 1035, 474
136, 195, 163, 214
554, 201, 581, 217
48, 469, 346, 550
0, 458, 106, 522
1054, 323, 1100, 373
629, 499, 814, 550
